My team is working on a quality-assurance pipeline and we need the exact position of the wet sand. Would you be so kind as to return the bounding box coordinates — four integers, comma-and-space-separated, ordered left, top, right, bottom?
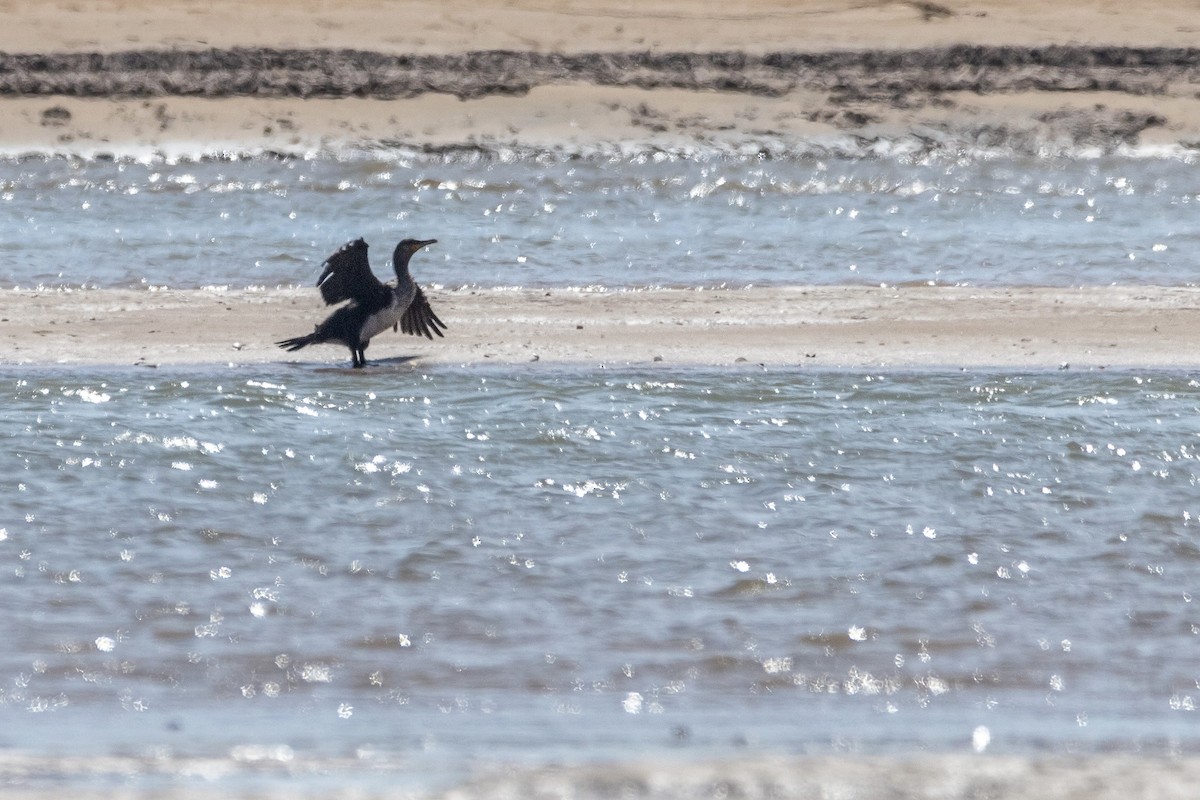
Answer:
3, 752, 1200, 799
438, 753, 1200, 800
4, 285, 1198, 369
4, 52, 1196, 159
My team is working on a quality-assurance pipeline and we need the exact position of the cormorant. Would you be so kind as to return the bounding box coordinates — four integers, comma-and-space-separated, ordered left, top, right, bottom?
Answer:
277, 237, 445, 368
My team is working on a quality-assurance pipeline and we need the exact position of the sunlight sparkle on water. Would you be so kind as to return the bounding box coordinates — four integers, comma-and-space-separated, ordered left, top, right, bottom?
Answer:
2, 366, 1199, 763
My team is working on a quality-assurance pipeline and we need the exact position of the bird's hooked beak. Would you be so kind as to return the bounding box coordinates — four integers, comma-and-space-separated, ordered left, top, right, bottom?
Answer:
414, 239, 437, 251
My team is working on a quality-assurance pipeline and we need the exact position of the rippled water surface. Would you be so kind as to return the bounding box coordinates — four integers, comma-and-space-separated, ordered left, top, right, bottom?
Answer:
2, 154, 1200, 289
4, 150, 1200, 794
4, 365, 1200, 792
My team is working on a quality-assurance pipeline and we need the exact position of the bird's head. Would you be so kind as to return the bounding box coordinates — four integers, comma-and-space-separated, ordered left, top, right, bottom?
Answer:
397, 238, 437, 255
391, 237, 439, 278
391, 238, 437, 274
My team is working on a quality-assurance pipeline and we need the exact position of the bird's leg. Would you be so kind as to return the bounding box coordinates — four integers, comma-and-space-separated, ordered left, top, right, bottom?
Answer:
351, 347, 364, 368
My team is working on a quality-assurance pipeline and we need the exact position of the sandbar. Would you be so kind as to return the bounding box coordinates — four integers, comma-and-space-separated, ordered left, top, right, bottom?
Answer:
3, 751, 1200, 799
2, 285, 1197, 369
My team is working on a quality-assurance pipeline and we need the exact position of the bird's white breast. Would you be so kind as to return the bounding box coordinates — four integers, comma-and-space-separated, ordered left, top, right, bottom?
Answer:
359, 298, 404, 344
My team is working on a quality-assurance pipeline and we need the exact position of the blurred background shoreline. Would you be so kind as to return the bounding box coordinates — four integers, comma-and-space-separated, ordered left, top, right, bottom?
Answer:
0, 2, 1198, 159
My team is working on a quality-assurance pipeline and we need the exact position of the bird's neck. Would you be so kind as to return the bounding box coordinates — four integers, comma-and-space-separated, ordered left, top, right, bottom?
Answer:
392, 250, 414, 280
391, 256, 415, 295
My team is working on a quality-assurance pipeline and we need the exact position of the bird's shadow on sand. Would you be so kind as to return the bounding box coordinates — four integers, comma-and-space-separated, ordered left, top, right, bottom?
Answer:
286, 355, 423, 374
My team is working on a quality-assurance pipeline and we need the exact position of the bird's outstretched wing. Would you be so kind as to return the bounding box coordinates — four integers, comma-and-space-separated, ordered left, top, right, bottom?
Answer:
400, 286, 447, 339
316, 239, 388, 307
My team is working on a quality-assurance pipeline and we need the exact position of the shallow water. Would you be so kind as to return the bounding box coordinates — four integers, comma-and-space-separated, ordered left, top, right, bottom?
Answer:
3, 365, 1200, 792
2, 153, 1199, 290
4, 149, 1200, 794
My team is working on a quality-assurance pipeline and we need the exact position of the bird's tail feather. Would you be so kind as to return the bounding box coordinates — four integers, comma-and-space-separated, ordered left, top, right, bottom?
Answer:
276, 334, 316, 352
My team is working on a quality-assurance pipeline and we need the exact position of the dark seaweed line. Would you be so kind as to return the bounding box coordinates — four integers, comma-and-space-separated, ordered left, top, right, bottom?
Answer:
0, 45, 1197, 100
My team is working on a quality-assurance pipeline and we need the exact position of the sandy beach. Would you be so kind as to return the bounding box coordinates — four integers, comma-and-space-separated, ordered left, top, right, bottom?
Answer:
0, 2, 1196, 159
5, 0, 1200, 55
2, 284, 1197, 369
4, 752, 1200, 799
437, 753, 1200, 800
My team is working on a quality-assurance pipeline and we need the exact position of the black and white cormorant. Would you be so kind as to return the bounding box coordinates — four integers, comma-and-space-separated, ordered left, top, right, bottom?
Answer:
277, 237, 445, 368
